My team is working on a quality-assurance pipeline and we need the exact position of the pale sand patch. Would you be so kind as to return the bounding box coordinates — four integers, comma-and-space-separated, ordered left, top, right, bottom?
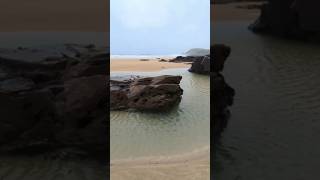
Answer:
110, 59, 190, 72
212, 2, 264, 22
111, 146, 210, 180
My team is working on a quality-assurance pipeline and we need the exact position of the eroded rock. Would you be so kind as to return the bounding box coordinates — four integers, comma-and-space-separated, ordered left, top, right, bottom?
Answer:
110, 75, 183, 111
0, 44, 108, 155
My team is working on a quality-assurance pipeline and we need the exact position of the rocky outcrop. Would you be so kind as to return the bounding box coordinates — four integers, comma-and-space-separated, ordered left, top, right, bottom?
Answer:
110, 75, 183, 111
212, 44, 235, 140
167, 54, 211, 74
0, 44, 108, 156
188, 55, 210, 74
249, 0, 320, 40
168, 44, 234, 139
168, 56, 202, 63
186, 44, 230, 75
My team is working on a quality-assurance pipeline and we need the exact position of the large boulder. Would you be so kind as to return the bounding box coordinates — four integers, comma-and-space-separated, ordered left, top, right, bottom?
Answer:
110, 75, 183, 111
187, 44, 231, 74
249, 0, 320, 40
189, 55, 210, 74
0, 44, 108, 156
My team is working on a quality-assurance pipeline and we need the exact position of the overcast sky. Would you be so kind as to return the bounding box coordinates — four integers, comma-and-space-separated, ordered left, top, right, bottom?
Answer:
111, 0, 210, 55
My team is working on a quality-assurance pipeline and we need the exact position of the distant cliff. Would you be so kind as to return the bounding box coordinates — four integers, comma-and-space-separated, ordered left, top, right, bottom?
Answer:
184, 48, 209, 57
249, 0, 320, 40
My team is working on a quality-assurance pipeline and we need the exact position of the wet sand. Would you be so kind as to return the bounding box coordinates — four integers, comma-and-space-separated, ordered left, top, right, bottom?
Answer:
110, 58, 190, 72
111, 147, 210, 180
212, 2, 263, 22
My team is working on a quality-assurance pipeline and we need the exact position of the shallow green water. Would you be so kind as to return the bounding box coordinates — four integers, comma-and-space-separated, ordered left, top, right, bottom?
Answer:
110, 68, 210, 160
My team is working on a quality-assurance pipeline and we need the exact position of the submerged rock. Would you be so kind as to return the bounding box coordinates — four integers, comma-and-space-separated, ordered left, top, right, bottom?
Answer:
110, 75, 183, 111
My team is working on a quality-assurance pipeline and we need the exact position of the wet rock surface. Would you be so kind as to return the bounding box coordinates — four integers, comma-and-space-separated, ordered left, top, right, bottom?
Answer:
0, 44, 108, 156
110, 75, 183, 111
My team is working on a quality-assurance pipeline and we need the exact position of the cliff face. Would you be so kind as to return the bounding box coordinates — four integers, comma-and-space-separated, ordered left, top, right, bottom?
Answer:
249, 0, 320, 40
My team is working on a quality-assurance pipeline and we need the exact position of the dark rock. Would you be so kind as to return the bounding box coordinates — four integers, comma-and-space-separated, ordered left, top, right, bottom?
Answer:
212, 44, 231, 72
213, 73, 235, 140
0, 90, 57, 149
159, 59, 167, 62
189, 56, 210, 74
187, 44, 231, 75
0, 44, 108, 156
211, 45, 235, 141
110, 75, 183, 111
249, 0, 320, 40
169, 56, 202, 63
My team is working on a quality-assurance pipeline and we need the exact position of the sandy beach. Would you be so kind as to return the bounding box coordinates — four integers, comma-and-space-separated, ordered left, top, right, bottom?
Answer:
111, 147, 210, 180
110, 58, 191, 72
110, 58, 209, 179
212, 2, 263, 22
0, 0, 108, 32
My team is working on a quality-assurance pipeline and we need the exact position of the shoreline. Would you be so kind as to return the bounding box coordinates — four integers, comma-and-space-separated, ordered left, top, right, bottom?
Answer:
111, 146, 209, 166
110, 59, 191, 72
110, 57, 209, 179
111, 146, 209, 180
